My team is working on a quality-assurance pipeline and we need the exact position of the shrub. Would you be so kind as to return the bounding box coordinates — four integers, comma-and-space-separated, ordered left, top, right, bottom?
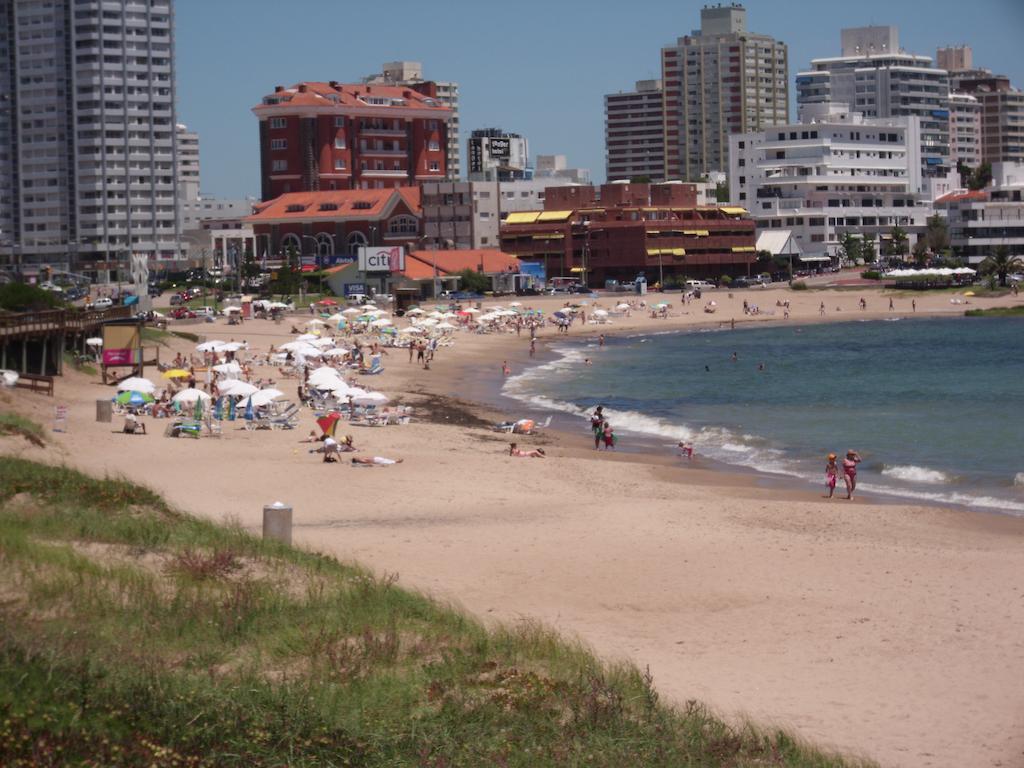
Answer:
861, 270, 882, 280
790, 281, 808, 291
0, 283, 64, 312
719, 275, 732, 286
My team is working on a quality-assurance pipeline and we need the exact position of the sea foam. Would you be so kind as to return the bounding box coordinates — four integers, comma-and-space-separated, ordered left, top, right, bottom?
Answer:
882, 465, 953, 484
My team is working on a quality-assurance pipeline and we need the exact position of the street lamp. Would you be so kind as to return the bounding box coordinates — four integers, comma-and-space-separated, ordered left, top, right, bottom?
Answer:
301, 235, 325, 299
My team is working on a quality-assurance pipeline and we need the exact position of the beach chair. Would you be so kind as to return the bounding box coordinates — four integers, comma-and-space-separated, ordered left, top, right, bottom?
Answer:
164, 419, 201, 439
268, 403, 299, 430
359, 355, 384, 375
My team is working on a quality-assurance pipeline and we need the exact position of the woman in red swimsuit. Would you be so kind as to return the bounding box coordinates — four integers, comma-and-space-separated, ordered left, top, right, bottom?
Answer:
842, 450, 862, 500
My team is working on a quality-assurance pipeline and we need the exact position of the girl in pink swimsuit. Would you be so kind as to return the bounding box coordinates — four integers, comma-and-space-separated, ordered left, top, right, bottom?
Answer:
825, 453, 838, 498
842, 450, 862, 500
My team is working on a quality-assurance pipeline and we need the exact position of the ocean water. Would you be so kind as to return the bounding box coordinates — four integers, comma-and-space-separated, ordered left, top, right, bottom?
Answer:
502, 317, 1024, 515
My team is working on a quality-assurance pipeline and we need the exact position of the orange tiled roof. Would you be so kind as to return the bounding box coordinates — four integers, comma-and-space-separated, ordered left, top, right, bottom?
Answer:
401, 250, 519, 280
255, 82, 451, 113
935, 189, 988, 205
245, 189, 420, 222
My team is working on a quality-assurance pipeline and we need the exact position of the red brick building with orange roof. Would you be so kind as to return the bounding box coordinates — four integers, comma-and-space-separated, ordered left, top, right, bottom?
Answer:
253, 81, 452, 200
244, 188, 422, 267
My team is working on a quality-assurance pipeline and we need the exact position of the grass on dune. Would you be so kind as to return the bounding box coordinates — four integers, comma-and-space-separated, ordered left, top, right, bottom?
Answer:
964, 305, 1024, 317
0, 453, 873, 767
0, 412, 46, 447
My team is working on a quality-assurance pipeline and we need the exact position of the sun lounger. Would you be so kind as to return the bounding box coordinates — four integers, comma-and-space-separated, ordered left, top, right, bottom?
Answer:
164, 419, 201, 439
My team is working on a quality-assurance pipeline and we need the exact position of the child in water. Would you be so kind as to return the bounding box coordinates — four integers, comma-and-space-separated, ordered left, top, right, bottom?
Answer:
825, 453, 838, 498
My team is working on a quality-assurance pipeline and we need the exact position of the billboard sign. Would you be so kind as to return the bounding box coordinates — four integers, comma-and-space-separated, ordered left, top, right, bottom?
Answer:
488, 137, 511, 161
344, 282, 367, 297
358, 246, 405, 272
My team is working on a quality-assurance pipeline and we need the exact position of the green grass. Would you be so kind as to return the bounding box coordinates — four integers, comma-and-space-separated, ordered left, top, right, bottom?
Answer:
0, 457, 873, 767
0, 413, 46, 447
63, 350, 98, 376
964, 306, 1024, 317
142, 327, 200, 345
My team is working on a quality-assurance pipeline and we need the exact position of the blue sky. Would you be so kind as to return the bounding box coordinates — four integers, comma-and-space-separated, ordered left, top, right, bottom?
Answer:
176, 0, 1024, 198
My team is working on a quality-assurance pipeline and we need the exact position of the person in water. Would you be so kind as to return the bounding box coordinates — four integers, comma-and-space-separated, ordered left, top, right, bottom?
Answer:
842, 450, 862, 500
825, 453, 839, 499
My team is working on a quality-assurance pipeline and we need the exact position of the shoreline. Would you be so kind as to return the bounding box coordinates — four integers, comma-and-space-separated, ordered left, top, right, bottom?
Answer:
3, 283, 1024, 768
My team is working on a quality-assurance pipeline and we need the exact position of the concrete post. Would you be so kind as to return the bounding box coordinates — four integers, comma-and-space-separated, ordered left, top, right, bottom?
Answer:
262, 501, 293, 545
96, 398, 112, 422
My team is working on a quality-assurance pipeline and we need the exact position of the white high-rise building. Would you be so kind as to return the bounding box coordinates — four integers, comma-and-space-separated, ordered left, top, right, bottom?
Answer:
948, 92, 981, 168
467, 128, 531, 182
176, 123, 200, 206
0, 0, 182, 280
729, 103, 931, 258
363, 61, 461, 180
797, 26, 953, 199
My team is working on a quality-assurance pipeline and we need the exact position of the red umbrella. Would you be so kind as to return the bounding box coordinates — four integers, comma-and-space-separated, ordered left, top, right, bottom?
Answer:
317, 298, 339, 306
316, 412, 342, 437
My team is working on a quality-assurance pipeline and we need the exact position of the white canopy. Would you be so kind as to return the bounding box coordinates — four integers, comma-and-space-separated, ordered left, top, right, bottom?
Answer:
85, 337, 103, 346
195, 340, 225, 352
434, 321, 457, 331
171, 387, 211, 404
241, 388, 284, 408
212, 361, 242, 375
218, 380, 257, 397
117, 376, 155, 393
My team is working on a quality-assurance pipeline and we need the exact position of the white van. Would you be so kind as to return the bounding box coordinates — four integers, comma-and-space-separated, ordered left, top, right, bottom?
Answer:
684, 280, 715, 291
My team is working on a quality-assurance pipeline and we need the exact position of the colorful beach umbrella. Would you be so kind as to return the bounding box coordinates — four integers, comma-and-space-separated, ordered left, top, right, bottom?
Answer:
316, 412, 342, 438
115, 390, 153, 406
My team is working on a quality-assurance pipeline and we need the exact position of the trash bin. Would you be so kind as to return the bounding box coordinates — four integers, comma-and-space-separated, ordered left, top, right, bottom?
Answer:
262, 501, 292, 545
695, 289, 702, 299
96, 398, 112, 423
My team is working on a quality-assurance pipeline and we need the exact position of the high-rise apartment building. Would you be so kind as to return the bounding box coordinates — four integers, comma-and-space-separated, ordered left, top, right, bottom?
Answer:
948, 92, 981, 168
253, 81, 452, 199
535, 155, 590, 184
605, 80, 666, 182
660, 4, 789, 181
467, 128, 531, 182
364, 62, 460, 180
797, 26, 952, 197
954, 75, 1024, 166
176, 123, 199, 206
0, 0, 181, 279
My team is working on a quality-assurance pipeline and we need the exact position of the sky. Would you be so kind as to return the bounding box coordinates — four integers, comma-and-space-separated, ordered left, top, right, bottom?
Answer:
176, 0, 1024, 199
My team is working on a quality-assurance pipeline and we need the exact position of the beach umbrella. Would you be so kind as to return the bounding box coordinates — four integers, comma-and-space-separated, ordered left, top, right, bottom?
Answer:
241, 388, 285, 408
317, 298, 339, 306
216, 342, 245, 353
115, 390, 153, 406
294, 333, 319, 342
223, 305, 242, 314
509, 301, 522, 307
172, 387, 211, 404
162, 368, 191, 379
316, 412, 342, 437
342, 307, 361, 315
307, 337, 336, 348
405, 307, 425, 315
440, 311, 458, 319
195, 340, 225, 352
553, 311, 568, 319
963, 291, 976, 297
370, 318, 392, 327
218, 380, 257, 397
435, 321, 457, 331
400, 326, 426, 335
353, 391, 389, 406
86, 337, 103, 347
616, 303, 630, 310
463, 307, 481, 314
306, 318, 327, 327
278, 340, 312, 352
212, 361, 243, 376
321, 348, 349, 359
343, 386, 368, 399
593, 309, 609, 317
267, 301, 290, 309
418, 317, 439, 326
427, 310, 445, 319
326, 312, 345, 324
360, 303, 377, 310
117, 376, 155, 393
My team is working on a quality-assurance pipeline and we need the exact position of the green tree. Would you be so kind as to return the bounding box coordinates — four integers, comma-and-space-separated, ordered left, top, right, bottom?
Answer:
0, 283, 64, 312
912, 238, 930, 266
714, 181, 729, 203
860, 238, 877, 265
455, 268, 491, 294
629, 175, 652, 184
886, 226, 909, 261
980, 245, 1024, 287
838, 232, 862, 264
924, 215, 950, 254
969, 163, 992, 191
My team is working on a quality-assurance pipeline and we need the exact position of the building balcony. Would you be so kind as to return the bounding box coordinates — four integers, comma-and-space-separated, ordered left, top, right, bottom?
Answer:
357, 127, 407, 137
359, 148, 406, 156
360, 169, 409, 177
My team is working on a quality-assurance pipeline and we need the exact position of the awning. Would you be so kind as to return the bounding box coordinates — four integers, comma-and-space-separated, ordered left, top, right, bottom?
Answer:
569, 267, 586, 273
720, 207, 749, 215
799, 255, 832, 262
683, 229, 710, 236
537, 210, 573, 222
531, 233, 565, 240
646, 248, 686, 256
731, 246, 756, 253
505, 211, 540, 224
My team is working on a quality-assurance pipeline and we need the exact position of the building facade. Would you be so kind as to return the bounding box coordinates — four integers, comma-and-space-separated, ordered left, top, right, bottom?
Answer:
936, 161, 1024, 265
535, 155, 590, 184
253, 82, 451, 200
363, 61, 461, 180
244, 187, 421, 267
467, 128, 531, 181
728, 103, 931, 258
605, 80, 666, 182
796, 26, 952, 197
499, 182, 756, 285
420, 180, 499, 250
497, 178, 581, 218
660, 4, 789, 180
954, 75, 1024, 165
0, 0, 182, 279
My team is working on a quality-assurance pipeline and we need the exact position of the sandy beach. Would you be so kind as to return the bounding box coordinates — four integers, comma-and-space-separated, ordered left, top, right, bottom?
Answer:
3, 282, 1023, 767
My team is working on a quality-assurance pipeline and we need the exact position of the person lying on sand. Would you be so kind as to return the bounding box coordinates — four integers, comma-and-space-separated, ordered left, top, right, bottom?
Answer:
351, 456, 403, 466
509, 442, 545, 458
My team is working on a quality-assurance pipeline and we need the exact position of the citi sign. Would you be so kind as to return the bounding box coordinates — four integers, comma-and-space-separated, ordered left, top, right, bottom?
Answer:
358, 246, 406, 272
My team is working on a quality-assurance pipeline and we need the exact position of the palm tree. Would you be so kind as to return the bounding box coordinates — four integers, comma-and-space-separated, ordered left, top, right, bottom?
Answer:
980, 246, 1024, 288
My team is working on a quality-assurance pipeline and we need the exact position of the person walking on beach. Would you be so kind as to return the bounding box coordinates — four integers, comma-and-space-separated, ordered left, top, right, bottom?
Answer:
888, 297, 894, 311
842, 450, 862, 500
825, 453, 839, 499
598, 334, 605, 348
591, 412, 604, 449
819, 301, 826, 316
602, 422, 616, 450
502, 360, 511, 376
529, 338, 536, 358
912, 299, 916, 312
408, 343, 414, 364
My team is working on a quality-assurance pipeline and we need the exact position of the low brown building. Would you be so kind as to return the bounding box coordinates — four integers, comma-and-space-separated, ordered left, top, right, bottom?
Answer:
499, 182, 756, 286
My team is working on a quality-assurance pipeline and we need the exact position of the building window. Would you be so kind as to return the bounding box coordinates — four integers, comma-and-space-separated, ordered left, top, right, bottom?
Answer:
270, 138, 287, 150
334, 117, 345, 128
428, 140, 440, 151
388, 215, 418, 235
271, 159, 287, 172
429, 161, 439, 171
334, 135, 346, 149
334, 159, 346, 170
269, 117, 286, 129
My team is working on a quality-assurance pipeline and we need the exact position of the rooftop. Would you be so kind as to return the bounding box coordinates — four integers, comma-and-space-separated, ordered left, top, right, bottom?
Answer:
255, 82, 451, 113
402, 249, 519, 280
245, 188, 421, 222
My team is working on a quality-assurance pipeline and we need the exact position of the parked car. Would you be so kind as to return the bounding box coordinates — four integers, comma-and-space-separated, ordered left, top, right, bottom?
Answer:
170, 307, 196, 319
684, 280, 715, 291
86, 297, 113, 310
193, 306, 216, 319
731, 277, 755, 288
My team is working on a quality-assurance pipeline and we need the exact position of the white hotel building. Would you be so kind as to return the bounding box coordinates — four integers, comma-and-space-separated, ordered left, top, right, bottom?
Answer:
728, 103, 931, 259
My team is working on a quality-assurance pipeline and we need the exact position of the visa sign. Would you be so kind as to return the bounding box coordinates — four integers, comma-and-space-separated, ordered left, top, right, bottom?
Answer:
358, 246, 406, 272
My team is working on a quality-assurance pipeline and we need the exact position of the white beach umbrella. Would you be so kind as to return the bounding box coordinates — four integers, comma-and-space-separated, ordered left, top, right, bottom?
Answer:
244, 388, 285, 407
195, 340, 225, 352
342, 307, 361, 315
462, 307, 481, 314
86, 337, 103, 347
278, 340, 312, 352
294, 333, 319, 342
326, 312, 346, 324
418, 317, 439, 326
218, 380, 257, 397
267, 301, 290, 309
342, 386, 367, 399
321, 347, 350, 358
172, 387, 211, 404
308, 337, 336, 348
215, 342, 244, 352
440, 311, 459, 319
353, 391, 389, 406
592, 309, 609, 317
427, 311, 445, 319
434, 321, 457, 331
306, 318, 327, 327
117, 376, 155, 393
360, 303, 378, 310
509, 301, 522, 307
400, 326, 426, 335
370, 318, 392, 327
405, 307, 425, 315
616, 303, 630, 310
223, 306, 242, 314
212, 361, 242, 375
321, 379, 351, 395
